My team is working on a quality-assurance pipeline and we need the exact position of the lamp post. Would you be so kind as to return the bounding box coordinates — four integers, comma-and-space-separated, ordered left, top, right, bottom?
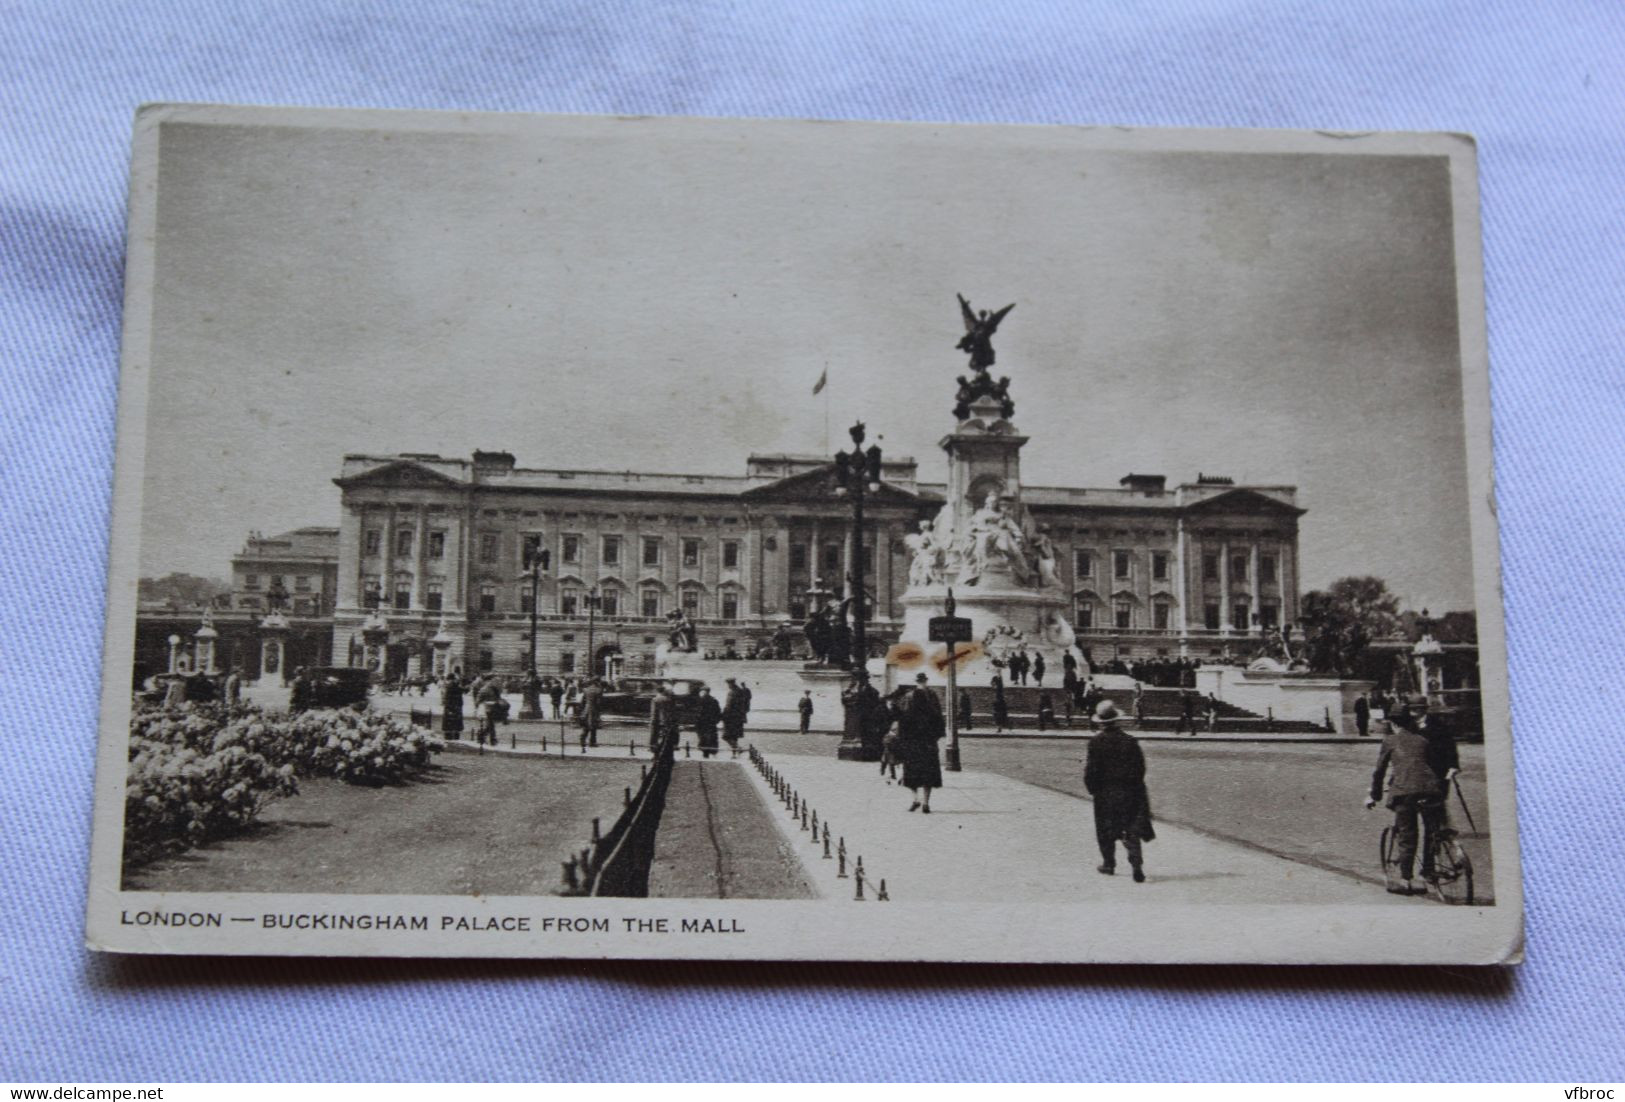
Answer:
518, 547, 551, 718
584, 585, 603, 682
833, 421, 884, 761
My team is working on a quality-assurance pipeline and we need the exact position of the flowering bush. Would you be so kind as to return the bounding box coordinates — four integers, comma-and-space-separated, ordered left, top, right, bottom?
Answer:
124, 703, 442, 866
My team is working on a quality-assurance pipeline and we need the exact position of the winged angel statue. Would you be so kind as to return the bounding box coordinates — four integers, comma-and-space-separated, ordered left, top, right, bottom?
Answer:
953, 294, 1017, 420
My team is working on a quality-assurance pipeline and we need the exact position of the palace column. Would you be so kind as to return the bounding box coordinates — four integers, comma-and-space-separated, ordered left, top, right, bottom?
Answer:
337, 505, 362, 608
1249, 540, 1260, 636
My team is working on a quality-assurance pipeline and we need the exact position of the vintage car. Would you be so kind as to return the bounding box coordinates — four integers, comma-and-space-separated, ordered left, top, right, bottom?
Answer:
598, 677, 709, 726
297, 667, 372, 710
138, 672, 219, 705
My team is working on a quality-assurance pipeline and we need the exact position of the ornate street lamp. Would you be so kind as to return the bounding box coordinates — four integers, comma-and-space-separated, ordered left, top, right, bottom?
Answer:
583, 585, 603, 682
833, 421, 885, 761
518, 546, 551, 718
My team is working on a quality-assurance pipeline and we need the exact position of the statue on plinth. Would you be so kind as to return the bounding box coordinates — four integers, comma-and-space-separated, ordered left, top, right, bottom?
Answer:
904, 518, 947, 586
953, 294, 1017, 420
665, 610, 698, 653
957, 492, 1031, 586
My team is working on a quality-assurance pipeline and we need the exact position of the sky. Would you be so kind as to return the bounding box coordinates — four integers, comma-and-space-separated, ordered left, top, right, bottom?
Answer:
137, 112, 1477, 612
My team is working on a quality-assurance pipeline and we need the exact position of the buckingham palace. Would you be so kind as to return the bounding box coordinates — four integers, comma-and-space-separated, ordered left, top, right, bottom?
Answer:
325, 448, 1305, 682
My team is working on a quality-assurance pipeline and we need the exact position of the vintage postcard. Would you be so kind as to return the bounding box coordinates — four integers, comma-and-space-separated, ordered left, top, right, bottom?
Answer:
87, 105, 1520, 963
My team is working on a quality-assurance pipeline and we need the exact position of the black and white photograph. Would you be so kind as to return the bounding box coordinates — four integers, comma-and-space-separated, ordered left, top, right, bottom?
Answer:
87, 106, 1518, 962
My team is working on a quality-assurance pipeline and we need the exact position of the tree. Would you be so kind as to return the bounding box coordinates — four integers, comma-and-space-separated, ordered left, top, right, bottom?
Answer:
137, 572, 230, 609
1298, 576, 1401, 675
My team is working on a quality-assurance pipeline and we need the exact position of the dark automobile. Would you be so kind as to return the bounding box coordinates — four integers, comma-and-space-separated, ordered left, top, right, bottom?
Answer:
599, 677, 709, 727
297, 667, 372, 710
138, 672, 219, 705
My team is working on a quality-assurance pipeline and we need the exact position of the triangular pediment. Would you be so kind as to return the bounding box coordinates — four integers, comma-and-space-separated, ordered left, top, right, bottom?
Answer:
1183, 488, 1304, 517
334, 460, 466, 489
741, 465, 923, 505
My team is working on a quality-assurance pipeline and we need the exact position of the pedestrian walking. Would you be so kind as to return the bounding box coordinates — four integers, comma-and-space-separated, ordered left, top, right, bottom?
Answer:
578, 677, 604, 749
1083, 701, 1154, 882
1174, 690, 1195, 736
991, 672, 1010, 732
440, 672, 465, 740
898, 673, 946, 813
548, 679, 564, 718
722, 677, 747, 751
958, 687, 973, 732
1037, 691, 1056, 731
650, 682, 679, 752
1032, 653, 1046, 687
797, 690, 814, 734
563, 678, 580, 718
1355, 692, 1371, 737
475, 676, 504, 747
694, 685, 722, 756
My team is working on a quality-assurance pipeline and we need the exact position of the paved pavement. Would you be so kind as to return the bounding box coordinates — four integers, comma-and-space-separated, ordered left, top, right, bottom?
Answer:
734, 744, 1419, 905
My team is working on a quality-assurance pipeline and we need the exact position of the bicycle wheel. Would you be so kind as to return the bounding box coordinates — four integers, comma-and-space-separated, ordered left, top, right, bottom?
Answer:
1379, 826, 1401, 892
1427, 834, 1475, 906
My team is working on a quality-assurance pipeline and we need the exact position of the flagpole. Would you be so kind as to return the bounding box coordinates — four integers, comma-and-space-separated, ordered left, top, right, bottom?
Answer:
823, 361, 830, 454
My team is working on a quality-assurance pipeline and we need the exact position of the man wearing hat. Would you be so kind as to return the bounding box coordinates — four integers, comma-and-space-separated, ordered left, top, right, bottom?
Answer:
1366, 692, 1460, 892
1083, 700, 1154, 882
721, 677, 748, 751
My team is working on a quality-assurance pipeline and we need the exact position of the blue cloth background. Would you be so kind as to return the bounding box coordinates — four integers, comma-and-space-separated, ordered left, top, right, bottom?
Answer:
3, 0, 1622, 1082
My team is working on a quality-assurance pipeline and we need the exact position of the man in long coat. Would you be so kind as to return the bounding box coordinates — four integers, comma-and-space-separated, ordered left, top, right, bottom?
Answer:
1083, 700, 1153, 882
721, 678, 747, 750
578, 678, 604, 749
440, 673, 465, 740
650, 683, 679, 752
898, 673, 946, 812
694, 686, 722, 756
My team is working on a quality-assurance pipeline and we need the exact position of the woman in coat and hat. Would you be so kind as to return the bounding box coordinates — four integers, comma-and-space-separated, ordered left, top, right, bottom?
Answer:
897, 673, 947, 813
1083, 700, 1154, 881
440, 672, 465, 740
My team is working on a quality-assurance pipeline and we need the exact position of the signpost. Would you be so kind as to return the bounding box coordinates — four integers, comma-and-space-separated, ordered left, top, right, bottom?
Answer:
929, 590, 974, 772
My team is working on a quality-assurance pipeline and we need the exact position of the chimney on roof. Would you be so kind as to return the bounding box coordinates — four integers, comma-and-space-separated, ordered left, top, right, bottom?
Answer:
472, 450, 516, 471
1119, 473, 1166, 495
1196, 473, 1234, 485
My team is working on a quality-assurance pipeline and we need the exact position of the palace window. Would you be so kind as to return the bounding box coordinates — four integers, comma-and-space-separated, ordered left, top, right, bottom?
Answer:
1113, 551, 1132, 580
722, 540, 740, 569
295, 575, 311, 591
682, 539, 701, 567
560, 588, 579, 616
561, 535, 580, 564
601, 536, 621, 567
559, 652, 576, 674
1232, 599, 1250, 630
478, 650, 493, 673
721, 591, 739, 620
362, 576, 381, 609
1202, 553, 1219, 582
364, 529, 381, 556
270, 574, 284, 589
520, 585, 535, 613
1204, 601, 1221, 630
1260, 553, 1278, 584
600, 588, 620, 617
681, 588, 700, 616
1114, 600, 1133, 629
641, 585, 661, 619
1231, 554, 1248, 583
293, 598, 313, 615
1151, 552, 1169, 581
522, 533, 544, 570
393, 576, 411, 610
426, 581, 443, 612
1258, 601, 1279, 629
1153, 601, 1171, 630
244, 573, 260, 590
1074, 601, 1093, 630
862, 543, 876, 572
395, 529, 413, 557
479, 584, 496, 613
823, 543, 842, 573
642, 538, 662, 567
478, 532, 499, 565
1074, 550, 1092, 577
789, 543, 808, 570
428, 531, 445, 560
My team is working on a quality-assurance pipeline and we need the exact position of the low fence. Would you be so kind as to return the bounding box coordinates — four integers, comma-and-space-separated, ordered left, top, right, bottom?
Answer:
558, 727, 679, 897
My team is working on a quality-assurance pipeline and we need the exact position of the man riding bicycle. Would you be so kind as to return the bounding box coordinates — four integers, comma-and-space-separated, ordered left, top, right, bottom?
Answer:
1365, 692, 1460, 894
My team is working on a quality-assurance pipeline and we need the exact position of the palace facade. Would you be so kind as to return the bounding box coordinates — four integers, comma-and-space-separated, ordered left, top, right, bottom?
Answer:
329, 449, 1305, 681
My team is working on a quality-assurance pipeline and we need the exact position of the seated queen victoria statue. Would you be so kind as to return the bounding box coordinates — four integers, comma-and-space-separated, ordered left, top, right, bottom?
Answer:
957, 492, 1032, 586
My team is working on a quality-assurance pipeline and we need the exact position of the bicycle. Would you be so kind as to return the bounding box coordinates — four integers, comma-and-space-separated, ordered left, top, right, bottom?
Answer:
1376, 776, 1475, 905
